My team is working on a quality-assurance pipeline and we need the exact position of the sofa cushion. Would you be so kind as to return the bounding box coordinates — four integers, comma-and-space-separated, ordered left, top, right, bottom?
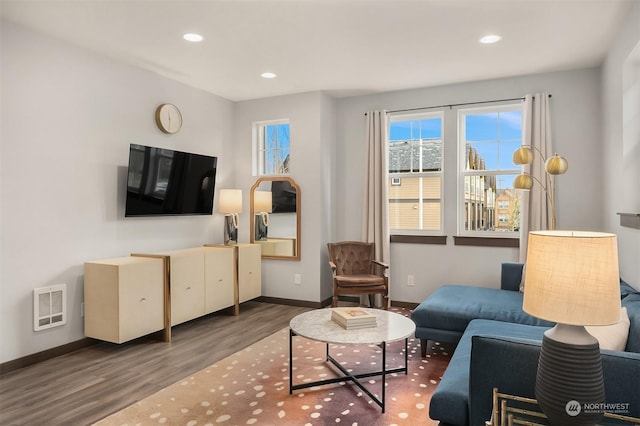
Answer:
620, 279, 637, 298
429, 319, 549, 426
412, 285, 554, 336
622, 291, 640, 352
586, 307, 630, 351
501, 262, 524, 292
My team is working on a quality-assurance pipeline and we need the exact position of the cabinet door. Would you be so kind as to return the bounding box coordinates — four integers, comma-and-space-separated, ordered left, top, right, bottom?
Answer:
204, 247, 235, 313
84, 257, 163, 344
119, 260, 164, 342
238, 244, 261, 303
169, 249, 205, 326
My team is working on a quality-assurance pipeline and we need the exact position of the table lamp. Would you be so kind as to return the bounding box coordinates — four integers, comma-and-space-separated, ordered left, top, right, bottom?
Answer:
218, 189, 242, 245
522, 230, 620, 425
254, 190, 272, 241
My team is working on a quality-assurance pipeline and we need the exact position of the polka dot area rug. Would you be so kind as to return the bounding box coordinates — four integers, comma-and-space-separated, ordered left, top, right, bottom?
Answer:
94, 308, 452, 426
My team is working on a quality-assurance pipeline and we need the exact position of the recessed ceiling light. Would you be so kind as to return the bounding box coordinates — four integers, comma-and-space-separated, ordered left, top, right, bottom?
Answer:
479, 34, 502, 44
183, 33, 204, 42
261, 72, 277, 79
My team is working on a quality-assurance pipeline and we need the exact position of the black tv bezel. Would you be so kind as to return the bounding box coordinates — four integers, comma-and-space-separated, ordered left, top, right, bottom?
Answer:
124, 144, 218, 217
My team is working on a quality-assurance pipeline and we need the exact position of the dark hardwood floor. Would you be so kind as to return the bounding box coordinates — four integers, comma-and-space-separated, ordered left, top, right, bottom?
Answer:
0, 301, 313, 426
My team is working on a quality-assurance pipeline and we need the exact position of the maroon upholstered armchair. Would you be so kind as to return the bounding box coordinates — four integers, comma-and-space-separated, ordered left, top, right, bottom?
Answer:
327, 241, 389, 309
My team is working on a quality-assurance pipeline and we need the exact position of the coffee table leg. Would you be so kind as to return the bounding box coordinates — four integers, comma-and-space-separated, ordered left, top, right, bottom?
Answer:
382, 341, 387, 413
289, 328, 294, 395
405, 337, 409, 374
289, 337, 407, 413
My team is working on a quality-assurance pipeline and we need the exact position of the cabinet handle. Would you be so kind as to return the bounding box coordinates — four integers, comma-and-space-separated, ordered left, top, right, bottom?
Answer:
139, 297, 146, 302
186, 286, 192, 290
218, 279, 223, 283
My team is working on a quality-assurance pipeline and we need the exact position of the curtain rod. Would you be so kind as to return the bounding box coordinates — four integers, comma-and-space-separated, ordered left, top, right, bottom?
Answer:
364, 94, 552, 116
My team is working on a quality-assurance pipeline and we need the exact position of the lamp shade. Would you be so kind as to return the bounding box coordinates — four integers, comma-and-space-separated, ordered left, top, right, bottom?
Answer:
544, 154, 569, 175
522, 230, 620, 326
254, 191, 272, 213
513, 173, 533, 190
218, 189, 243, 214
512, 146, 534, 165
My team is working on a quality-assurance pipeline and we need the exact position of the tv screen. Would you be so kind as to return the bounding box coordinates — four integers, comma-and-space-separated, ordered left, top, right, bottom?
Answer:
125, 144, 217, 217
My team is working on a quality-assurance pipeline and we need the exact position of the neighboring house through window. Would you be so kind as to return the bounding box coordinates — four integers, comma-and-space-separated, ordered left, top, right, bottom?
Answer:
388, 112, 444, 234
387, 102, 523, 239
253, 119, 290, 176
458, 104, 522, 234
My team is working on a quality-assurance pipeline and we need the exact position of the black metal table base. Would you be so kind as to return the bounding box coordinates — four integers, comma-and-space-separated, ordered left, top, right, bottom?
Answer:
288, 329, 409, 413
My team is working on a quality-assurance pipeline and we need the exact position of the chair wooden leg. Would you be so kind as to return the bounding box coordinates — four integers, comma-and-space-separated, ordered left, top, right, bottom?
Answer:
383, 295, 389, 310
332, 295, 339, 307
368, 294, 375, 308
421, 339, 428, 357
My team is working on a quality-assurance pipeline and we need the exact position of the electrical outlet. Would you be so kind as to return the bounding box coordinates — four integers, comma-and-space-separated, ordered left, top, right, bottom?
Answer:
407, 275, 415, 286
294, 274, 301, 285
81, 302, 85, 317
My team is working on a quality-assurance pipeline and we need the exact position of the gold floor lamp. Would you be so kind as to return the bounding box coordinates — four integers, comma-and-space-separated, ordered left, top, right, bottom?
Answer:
512, 146, 568, 230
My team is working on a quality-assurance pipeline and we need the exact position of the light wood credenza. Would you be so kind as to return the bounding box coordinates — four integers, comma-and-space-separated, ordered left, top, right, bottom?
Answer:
84, 244, 261, 344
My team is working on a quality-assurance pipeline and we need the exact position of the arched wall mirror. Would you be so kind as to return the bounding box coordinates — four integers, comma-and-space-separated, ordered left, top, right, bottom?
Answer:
250, 177, 301, 260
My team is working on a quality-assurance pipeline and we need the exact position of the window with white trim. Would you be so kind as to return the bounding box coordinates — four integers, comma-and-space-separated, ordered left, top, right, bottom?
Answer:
458, 105, 522, 235
253, 120, 290, 176
388, 112, 443, 234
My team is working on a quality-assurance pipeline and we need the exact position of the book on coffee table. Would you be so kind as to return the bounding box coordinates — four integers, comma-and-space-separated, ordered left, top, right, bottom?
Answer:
331, 307, 377, 329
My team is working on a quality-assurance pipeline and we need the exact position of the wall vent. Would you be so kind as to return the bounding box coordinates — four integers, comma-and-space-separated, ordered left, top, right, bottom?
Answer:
34, 284, 67, 331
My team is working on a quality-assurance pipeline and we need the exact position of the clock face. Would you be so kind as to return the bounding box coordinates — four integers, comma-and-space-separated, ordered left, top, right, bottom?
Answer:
155, 103, 182, 134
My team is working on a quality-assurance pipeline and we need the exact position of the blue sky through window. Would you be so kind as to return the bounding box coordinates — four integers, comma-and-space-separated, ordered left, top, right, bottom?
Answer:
465, 110, 522, 170
389, 109, 521, 171
263, 123, 290, 174
390, 118, 442, 140
265, 124, 290, 149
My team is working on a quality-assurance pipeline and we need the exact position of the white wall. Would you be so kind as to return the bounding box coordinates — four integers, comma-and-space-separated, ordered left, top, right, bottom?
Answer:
602, 2, 640, 289
233, 91, 333, 304
0, 22, 234, 363
335, 68, 604, 302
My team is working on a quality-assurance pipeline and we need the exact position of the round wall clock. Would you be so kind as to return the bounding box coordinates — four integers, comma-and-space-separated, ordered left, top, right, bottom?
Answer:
155, 103, 182, 134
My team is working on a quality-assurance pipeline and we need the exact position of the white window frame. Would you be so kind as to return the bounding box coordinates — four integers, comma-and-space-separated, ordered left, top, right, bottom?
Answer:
388, 111, 444, 236
457, 104, 522, 237
252, 118, 290, 176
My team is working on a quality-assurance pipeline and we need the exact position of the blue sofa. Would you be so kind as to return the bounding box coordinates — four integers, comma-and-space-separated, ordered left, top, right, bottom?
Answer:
411, 263, 640, 426
412, 262, 553, 356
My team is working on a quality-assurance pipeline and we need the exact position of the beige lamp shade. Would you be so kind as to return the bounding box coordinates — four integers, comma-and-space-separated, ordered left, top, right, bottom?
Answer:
218, 189, 243, 214
513, 146, 534, 165
522, 230, 620, 326
513, 173, 534, 190
254, 190, 272, 213
544, 154, 569, 175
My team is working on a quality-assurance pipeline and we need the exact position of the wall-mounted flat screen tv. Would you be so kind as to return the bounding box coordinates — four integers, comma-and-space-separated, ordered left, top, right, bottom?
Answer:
125, 144, 217, 217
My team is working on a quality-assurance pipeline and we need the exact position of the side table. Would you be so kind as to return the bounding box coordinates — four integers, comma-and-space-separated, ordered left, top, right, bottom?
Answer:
487, 388, 640, 426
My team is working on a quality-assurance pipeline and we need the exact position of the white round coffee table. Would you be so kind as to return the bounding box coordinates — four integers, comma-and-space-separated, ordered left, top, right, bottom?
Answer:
288, 308, 416, 412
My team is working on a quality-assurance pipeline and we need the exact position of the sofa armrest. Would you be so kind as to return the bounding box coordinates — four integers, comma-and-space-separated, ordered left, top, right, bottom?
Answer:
469, 335, 540, 425
500, 262, 524, 292
469, 335, 640, 425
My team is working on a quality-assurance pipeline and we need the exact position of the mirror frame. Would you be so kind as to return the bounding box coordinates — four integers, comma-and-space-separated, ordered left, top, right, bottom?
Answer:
250, 176, 301, 260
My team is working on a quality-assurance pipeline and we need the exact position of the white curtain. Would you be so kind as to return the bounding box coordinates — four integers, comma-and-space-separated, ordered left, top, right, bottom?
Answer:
362, 110, 390, 304
519, 93, 553, 262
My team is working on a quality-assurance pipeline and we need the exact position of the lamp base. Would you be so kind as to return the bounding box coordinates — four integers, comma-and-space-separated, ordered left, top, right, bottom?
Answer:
224, 215, 238, 245
255, 215, 268, 241
535, 325, 605, 425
